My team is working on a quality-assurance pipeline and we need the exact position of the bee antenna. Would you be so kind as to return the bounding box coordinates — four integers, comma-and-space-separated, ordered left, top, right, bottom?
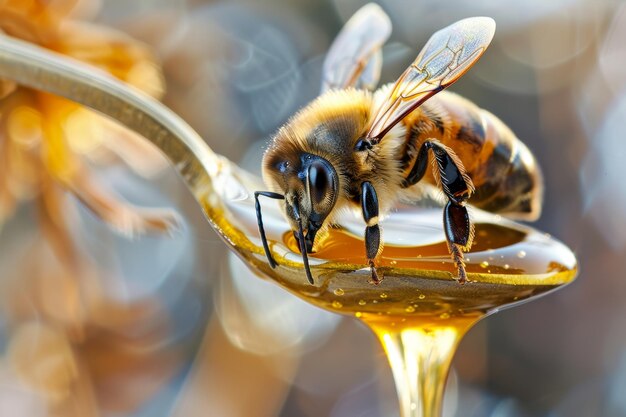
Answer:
293, 201, 315, 285
254, 191, 284, 269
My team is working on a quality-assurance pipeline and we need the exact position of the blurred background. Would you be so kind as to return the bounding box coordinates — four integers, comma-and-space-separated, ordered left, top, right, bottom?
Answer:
0, 0, 623, 416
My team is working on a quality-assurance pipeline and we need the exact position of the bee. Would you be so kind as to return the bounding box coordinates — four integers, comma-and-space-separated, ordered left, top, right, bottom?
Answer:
254, 4, 542, 285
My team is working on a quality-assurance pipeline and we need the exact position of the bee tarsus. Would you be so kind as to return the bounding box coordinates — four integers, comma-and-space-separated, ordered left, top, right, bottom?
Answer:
369, 259, 382, 285
448, 242, 468, 284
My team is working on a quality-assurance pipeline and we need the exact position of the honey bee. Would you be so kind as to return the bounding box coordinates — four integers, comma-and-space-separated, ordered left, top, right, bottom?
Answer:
255, 4, 542, 285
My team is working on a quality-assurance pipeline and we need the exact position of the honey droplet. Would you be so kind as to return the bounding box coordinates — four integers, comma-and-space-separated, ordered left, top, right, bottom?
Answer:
480, 261, 489, 269
332, 301, 343, 309
504, 264, 510, 270
418, 294, 426, 300
380, 293, 388, 299
517, 250, 527, 259
355, 312, 363, 318
333, 288, 345, 296
439, 312, 450, 319
405, 306, 415, 313
358, 299, 367, 306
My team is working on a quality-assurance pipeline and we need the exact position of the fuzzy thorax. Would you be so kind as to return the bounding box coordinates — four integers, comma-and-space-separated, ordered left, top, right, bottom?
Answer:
262, 88, 407, 241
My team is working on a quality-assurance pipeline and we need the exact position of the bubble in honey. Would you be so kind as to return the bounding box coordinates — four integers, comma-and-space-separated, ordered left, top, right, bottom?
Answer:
517, 250, 527, 259
418, 294, 426, 300
480, 261, 489, 268
405, 306, 416, 313
440, 312, 450, 319
373, 300, 378, 304
333, 288, 345, 296
355, 312, 363, 318
358, 299, 367, 306
380, 293, 388, 299
332, 301, 343, 309
504, 264, 510, 270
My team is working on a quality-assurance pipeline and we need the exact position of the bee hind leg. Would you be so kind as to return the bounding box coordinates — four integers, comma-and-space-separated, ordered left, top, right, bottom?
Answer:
361, 181, 383, 284
444, 201, 474, 284
403, 140, 475, 283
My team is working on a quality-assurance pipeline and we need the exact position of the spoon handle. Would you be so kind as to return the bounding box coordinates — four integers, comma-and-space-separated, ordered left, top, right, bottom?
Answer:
0, 34, 219, 198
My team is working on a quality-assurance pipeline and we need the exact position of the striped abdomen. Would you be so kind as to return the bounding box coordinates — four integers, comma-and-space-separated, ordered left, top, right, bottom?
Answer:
401, 91, 543, 220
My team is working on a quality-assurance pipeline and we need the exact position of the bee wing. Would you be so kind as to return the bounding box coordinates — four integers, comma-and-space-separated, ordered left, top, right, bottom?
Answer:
321, 3, 392, 93
367, 17, 496, 141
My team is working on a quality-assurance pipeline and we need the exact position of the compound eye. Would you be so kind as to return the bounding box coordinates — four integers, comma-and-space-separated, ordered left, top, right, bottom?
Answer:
308, 160, 335, 206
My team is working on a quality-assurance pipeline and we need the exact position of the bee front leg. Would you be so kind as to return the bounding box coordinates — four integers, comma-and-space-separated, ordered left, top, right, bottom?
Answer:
403, 140, 475, 283
361, 182, 383, 284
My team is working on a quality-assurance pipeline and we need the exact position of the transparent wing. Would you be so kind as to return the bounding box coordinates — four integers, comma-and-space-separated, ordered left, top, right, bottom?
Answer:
321, 3, 392, 93
367, 17, 496, 141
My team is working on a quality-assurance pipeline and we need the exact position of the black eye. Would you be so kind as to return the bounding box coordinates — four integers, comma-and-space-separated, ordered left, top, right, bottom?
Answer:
308, 160, 333, 205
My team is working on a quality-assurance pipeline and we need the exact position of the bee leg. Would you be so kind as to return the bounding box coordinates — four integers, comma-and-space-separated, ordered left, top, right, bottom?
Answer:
291, 200, 315, 285
361, 182, 382, 284
254, 191, 285, 269
444, 202, 473, 284
403, 140, 475, 283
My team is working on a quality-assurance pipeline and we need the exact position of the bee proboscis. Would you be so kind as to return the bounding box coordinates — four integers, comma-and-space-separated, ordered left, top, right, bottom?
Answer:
255, 4, 542, 285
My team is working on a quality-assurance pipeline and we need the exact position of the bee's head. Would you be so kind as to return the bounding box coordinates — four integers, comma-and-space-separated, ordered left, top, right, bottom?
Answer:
262, 89, 372, 251
264, 151, 339, 252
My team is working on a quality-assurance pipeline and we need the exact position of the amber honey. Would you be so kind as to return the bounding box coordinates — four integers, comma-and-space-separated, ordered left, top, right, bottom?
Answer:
278, 219, 576, 319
